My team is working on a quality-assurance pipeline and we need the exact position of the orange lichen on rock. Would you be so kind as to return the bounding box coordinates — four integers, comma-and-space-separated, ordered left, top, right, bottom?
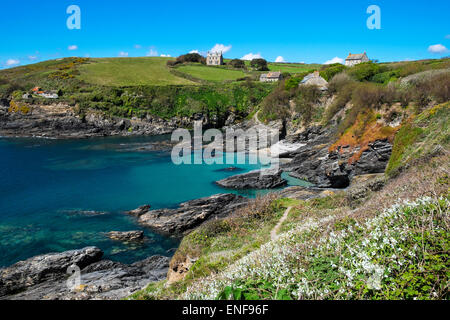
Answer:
330, 111, 400, 164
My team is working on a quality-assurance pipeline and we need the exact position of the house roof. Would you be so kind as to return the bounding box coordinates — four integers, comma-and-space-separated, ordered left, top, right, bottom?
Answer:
301, 71, 328, 89
266, 71, 281, 78
346, 52, 367, 60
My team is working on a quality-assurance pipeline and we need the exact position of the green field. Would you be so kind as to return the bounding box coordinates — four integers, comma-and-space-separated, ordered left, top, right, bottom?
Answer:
175, 64, 247, 82
267, 63, 321, 73
77, 57, 196, 86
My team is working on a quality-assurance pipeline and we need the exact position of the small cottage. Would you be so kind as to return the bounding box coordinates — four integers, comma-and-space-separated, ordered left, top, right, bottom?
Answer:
345, 52, 369, 67
206, 51, 223, 66
300, 71, 328, 91
260, 71, 282, 82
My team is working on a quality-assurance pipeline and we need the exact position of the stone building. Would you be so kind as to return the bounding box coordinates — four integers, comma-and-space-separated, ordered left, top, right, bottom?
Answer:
300, 71, 328, 91
260, 71, 282, 82
345, 52, 369, 67
206, 51, 223, 66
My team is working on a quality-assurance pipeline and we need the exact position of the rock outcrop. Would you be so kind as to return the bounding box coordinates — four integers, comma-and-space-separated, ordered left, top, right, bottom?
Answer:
0, 247, 169, 300
107, 231, 144, 242
131, 194, 249, 236
281, 125, 392, 188
0, 247, 103, 297
216, 169, 287, 190
0, 103, 233, 139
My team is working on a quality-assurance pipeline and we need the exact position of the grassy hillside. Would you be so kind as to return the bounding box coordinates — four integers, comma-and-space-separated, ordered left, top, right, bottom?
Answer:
175, 64, 247, 82
268, 62, 321, 73
77, 57, 196, 86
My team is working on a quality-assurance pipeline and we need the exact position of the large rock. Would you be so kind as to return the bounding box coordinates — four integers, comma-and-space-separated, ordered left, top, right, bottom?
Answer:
0, 247, 103, 297
283, 128, 392, 188
0, 248, 170, 300
216, 169, 287, 190
134, 194, 249, 236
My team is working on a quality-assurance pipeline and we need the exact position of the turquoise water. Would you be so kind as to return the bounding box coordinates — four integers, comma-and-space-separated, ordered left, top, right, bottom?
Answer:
0, 135, 280, 268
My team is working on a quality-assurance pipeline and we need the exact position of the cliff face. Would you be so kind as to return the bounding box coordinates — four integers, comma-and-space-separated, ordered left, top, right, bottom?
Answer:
0, 102, 232, 139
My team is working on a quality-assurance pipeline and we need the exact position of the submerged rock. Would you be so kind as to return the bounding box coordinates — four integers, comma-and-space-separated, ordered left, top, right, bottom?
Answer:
135, 194, 248, 236
216, 169, 287, 190
0, 247, 169, 300
107, 231, 144, 242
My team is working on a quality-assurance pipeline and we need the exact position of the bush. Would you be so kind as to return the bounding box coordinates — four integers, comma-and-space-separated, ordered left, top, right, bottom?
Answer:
250, 59, 269, 71
260, 85, 290, 121
323, 81, 355, 123
167, 53, 206, 67
320, 63, 347, 81
228, 59, 246, 69
347, 62, 386, 82
294, 85, 321, 125
328, 73, 354, 94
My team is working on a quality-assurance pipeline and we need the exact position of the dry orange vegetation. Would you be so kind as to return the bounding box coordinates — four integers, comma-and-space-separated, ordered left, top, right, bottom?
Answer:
330, 111, 400, 163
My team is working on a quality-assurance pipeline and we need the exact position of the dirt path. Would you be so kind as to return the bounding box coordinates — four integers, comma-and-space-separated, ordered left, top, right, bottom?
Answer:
253, 110, 263, 125
270, 207, 292, 241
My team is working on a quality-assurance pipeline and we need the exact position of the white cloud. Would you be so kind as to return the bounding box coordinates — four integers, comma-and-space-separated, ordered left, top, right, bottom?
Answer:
28, 55, 38, 61
134, 44, 142, 49
160, 54, 171, 57
189, 50, 199, 54
241, 53, 263, 61
275, 56, 286, 63
428, 44, 448, 54
210, 44, 232, 54
6, 59, 20, 66
68, 45, 78, 51
118, 51, 129, 57
146, 49, 158, 57
324, 57, 344, 65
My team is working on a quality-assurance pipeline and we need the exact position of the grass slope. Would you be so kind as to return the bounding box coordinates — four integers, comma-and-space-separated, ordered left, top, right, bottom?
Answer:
175, 64, 247, 82
77, 57, 196, 86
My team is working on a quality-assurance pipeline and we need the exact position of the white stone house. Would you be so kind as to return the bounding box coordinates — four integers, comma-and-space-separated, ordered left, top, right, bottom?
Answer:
206, 51, 223, 66
260, 71, 282, 82
345, 52, 369, 67
300, 71, 328, 91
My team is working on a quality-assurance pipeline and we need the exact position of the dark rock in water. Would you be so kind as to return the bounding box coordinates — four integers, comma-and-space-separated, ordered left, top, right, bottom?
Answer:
0, 247, 170, 300
0, 247, 103, 297
107, 231, 144, 242
125, 205, 151, 217
216, 169, 287, 190
136, 194, 248, 236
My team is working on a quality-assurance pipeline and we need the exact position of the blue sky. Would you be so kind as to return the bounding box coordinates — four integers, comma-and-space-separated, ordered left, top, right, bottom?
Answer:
0, 0, 449, 69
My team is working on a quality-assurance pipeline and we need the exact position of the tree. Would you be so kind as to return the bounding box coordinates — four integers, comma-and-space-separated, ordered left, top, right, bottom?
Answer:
228, 59, 246, 69
250, 58, 269, 71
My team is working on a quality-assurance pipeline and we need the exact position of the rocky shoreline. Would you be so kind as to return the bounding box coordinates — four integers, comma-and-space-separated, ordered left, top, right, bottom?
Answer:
0, 102, 220, 139
0, 105, 395, 300
0, 247, 170, 300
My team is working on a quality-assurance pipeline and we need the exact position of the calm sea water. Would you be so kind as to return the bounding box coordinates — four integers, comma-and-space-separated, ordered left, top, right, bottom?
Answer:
0, 135, 305, 268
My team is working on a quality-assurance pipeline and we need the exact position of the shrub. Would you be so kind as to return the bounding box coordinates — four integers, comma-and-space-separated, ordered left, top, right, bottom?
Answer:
347, 62, 386, 82
320, 63, 346, 81
260, 85, 291, 121
228, 59, 246, 69
294, 85, 321, 125
250, 59, 269, 71
323, 81, 355, 124
328, 73, 354, 94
